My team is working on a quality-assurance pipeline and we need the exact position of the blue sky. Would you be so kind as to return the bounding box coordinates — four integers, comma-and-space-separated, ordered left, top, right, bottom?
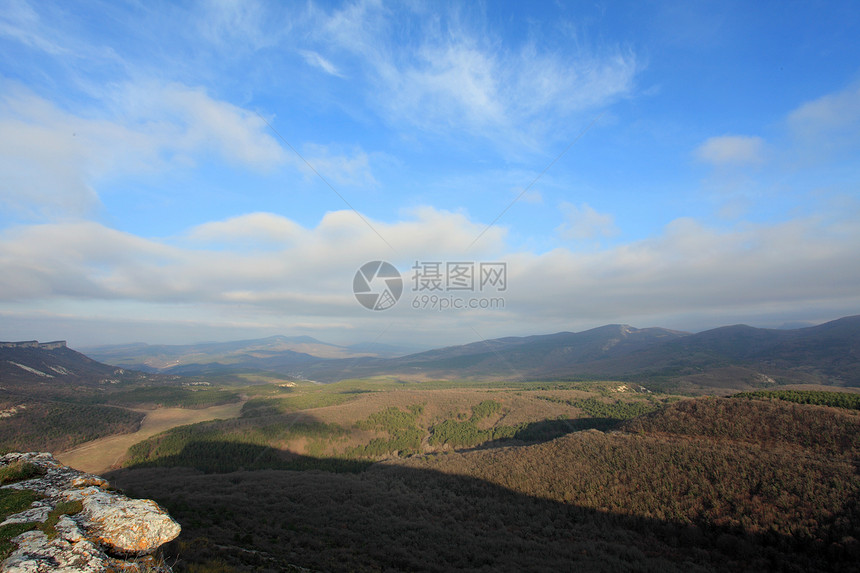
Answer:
1, 0, 859, 349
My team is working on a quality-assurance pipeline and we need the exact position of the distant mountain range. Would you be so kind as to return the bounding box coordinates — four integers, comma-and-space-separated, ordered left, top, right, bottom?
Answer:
79, 335, 415, 375
8, 315, 860, 393
296, 316, 860, 390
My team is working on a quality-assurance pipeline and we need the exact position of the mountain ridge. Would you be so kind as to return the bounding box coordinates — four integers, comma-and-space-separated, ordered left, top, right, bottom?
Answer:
0, 342, 124, 384
80, 335, 414, 372
291, 315, 860, 388
10, 314, 860, 392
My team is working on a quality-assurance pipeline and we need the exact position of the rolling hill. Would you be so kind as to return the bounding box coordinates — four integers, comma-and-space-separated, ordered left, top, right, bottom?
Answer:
107, 394, 860, 572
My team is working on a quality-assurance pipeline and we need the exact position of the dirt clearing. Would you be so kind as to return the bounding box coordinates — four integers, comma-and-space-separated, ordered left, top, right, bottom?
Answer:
56, 401, 245, 474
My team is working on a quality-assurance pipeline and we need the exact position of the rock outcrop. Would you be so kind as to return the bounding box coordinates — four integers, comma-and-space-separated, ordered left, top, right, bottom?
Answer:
0, 453, 180, 572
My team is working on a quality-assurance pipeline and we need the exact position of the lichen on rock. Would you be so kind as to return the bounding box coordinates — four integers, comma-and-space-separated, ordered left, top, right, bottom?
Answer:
0, 453, 180, 572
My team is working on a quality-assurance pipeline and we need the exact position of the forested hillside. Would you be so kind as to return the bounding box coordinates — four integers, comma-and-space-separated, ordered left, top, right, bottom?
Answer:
0, 403, 144, 453
108, 392, 860, 572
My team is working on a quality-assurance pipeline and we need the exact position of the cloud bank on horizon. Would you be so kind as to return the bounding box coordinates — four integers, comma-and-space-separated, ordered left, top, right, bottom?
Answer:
1, 0, 859, 348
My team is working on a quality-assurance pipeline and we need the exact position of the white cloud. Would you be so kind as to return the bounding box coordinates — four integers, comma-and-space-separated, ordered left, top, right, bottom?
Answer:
2, 207, 857, 347
299, 49, 344, 77
301, 144, 377, 187
692, 83, 860, 214
0, 85, 119, 218
556, 202, 619, 240
314, 1, 637, 146
518, 190, 543, 204
505, 213, 860, 334
196, 0, 280, 52
695, 135, 765, 166
0, 207, 508, 309
390, 40, 636, 143
186, 212, 306, 247
0, 81, 288, 220
0, 0, 68, 55
787, 84, 860, 160
115, 82, 287, 170
395, 41, 505, 130
788, 84, 860, 135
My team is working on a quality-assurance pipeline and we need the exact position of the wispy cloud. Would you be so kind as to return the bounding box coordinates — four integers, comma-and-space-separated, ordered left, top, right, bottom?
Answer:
787, 83, 860, 162
196, 0, 281, 52
313, 1, 638, 147
556, 202, 619, 240
788, 83, 860, 135
0, 0, 68, 55
693, 83, 860, 219
695, 135, 766, 166
301, 143, 377, 187
0, 81, 287, 220
299, 49, 345, 77
152, 84, 287, 169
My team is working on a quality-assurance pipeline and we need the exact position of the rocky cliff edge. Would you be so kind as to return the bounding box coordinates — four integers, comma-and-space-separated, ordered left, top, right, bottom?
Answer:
0, 452, 180, 572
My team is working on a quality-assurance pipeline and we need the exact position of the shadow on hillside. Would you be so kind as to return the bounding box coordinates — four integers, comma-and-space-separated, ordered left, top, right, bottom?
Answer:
122, 439, 371, 474
513, 416, 621, 438
451, 417, 623, 454
106, 437, 857, 573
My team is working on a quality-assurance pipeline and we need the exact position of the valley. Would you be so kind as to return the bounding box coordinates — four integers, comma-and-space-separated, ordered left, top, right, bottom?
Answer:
108, 388, 859, 573
1, 317, 858, 572
56, 400, 246, 474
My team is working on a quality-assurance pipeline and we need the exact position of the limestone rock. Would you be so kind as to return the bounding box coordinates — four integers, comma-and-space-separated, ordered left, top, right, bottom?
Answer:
2, 516, 107, 573
0, 453, 180, 572
67, 486, 182, 555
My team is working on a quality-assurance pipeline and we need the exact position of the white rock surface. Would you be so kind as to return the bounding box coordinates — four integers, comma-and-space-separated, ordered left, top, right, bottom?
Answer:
3, 516, 106, 573
66, 486, 182, 555
0, 453, 180, 572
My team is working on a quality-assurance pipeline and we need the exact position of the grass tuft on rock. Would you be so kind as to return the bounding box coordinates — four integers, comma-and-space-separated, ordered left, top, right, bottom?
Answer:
0, 461, 45, 485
